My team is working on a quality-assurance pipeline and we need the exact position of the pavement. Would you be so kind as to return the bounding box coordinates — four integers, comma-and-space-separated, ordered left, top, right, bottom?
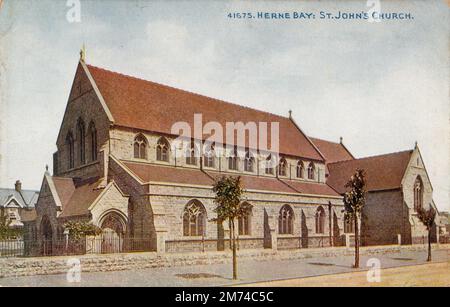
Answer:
0, 247, 448, 287
238, 262, 450, 287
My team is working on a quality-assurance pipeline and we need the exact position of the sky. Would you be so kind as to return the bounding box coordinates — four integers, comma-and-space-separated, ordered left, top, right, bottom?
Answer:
0, 0, 448, 210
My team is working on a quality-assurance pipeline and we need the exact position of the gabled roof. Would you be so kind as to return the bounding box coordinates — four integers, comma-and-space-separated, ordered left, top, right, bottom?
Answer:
327, 150, 413, 194
0, 188, 39, 209
309, 137, 354, 163
48, 176, 105, 218
4, 197, 21, 207
124, 161, 213, 187
122, 161, 340, 197
86, 64, 324, 161
51, 177, 76, 207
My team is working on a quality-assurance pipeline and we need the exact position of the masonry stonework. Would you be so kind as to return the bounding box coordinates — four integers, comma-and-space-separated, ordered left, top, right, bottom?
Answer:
30, 59, 441, 259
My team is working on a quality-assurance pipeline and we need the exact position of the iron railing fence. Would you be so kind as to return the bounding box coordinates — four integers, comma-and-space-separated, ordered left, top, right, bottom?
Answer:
2, 234, 446, 258
0, 239, 24, 258
0, 237, 153, 258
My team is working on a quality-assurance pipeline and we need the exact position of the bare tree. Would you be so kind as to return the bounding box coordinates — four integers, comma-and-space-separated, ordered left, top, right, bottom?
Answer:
212, 176, 248, 280
343, 169, 366, 268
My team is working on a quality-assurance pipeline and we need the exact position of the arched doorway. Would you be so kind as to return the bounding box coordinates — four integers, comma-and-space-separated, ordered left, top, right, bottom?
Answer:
99, 211, 126, 253
41, 216, 53, 256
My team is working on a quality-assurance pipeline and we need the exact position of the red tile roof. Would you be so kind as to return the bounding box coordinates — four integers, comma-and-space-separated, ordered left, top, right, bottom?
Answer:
51, 177, 75, 206
122, 161, 340, 197
309, 137, 354, 163
238, 175, 301, 194
52, 177, 104, 218
327, 150, 413, 194
283, 179, 341, 196
86, 64, 323, 161
124, 161, 213, 186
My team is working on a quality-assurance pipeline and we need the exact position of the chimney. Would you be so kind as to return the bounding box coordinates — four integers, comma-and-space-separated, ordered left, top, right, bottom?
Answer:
15, 180, 22, 192
339, 136, 343, 144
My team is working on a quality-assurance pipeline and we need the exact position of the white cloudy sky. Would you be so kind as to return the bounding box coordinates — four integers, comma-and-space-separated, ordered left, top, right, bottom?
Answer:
0, 0, 448, 210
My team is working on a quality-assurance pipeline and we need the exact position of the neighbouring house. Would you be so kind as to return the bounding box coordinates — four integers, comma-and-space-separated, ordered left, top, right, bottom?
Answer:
0, 180, 38, 231
32, 53, 441, 255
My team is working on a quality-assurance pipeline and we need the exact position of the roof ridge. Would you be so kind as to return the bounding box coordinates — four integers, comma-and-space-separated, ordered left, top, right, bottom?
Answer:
0, 187, 39, 192
289, 118, 326, 162
308, 135, 355, 162
309, 136, 340, 145
328, 149, 413, 165
73, 176, 102, 188
51, 176, 75, 180
86, 63, 290, 121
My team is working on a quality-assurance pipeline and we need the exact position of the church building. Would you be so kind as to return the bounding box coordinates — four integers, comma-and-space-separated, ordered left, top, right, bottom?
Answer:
32, 54, 440, 254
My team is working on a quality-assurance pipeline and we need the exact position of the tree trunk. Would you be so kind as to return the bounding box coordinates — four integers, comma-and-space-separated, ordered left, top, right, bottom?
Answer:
427, 228, 431, 262
228, 219, 232, 250
354, 214, 359, 268
231, 219, 238, 280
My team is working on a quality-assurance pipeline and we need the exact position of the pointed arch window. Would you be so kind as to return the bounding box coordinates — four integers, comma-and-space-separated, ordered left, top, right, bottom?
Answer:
265, 154, 274, 175
186, 139, 198, 165
66, 132, 74, 169
77, 118, 86, 165
315, 206, 326, 234
307, 162, 315, 180
88, 122, 97, 161
296, 161, 304, 178
278, 157, 287, 176
183, 200, 206, 236
238, 203, 252, 236
203, 142, 215, 168
133, 134, 147, 159
228, 146, 238, 171
244, 150, 254, 172
278, 205, 294, 234
344, 213, 355, 233
413, 176, 423, 211
156, 137, 170, 162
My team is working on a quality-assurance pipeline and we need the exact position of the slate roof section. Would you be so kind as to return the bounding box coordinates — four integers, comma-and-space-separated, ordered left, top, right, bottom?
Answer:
0, 188, 39, 209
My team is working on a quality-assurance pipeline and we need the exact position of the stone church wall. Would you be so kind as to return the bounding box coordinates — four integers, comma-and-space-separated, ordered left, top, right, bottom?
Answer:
109, 127, 327, 184
402, 149, 435, 243
147, 182, 345, 253
108, 158, 157, 250
54, 63, 111, 180
362, 190, 405, 246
